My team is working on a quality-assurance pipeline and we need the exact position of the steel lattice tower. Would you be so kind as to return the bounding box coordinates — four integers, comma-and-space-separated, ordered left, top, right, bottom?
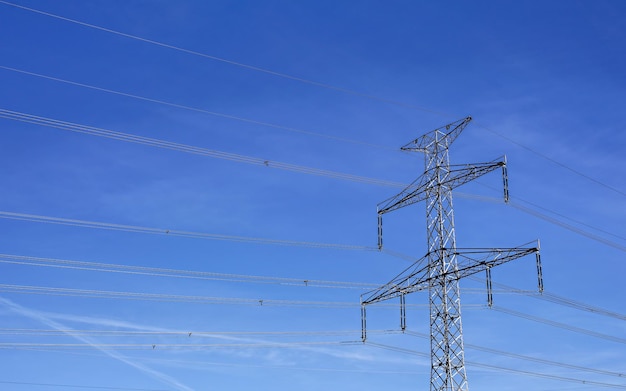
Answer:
361, 117, 543, 391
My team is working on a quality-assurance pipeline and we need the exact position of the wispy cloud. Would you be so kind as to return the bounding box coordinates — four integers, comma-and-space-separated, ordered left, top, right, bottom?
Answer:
0, 297, 196, 391
0, 298, 422, 377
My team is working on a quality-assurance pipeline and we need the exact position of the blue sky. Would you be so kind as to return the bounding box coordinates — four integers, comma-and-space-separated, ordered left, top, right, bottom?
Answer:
0, 1, 625, 390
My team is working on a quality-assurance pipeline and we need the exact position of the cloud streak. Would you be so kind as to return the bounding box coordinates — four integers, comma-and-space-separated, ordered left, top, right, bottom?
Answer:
0, 297, 196, 391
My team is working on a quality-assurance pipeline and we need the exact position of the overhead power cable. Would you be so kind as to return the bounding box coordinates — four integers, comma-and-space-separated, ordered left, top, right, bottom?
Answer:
0, 65, 393, 151
6, 279, 626, 344
0, 108, 532, 208
0, 252, 510, 296
0, 253, 380, 290
2, 108, 624, 254
1, 0, 623, 198
0, 340, 362, 350
0, 108, 404, 188
8, 326, 623, 379
509, 201, 626, 252
366, 342, 626, 389
472, 182, 625, 252
4, 66, 624, 204
492, 306, 626, 345
0, 107, 523, 206
0, 328, 399, 338
136, 356, 424, 375
468, 276, 626, 322
0, 1, 445, 116
403, 330, 626, 379
511, 196, 626, 242
11, 338, 626, 390
3, 108, 624, 255
0, 283, 442, 309
0, 380, 170, 391
469, 359, 626, 390
0, 210, 378, 251
474, 180, 626, 251
473, 122, 626, 198
531, 291, 626, 321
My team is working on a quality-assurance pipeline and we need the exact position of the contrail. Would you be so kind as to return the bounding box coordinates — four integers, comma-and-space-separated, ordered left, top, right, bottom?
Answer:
0, 297, 196, 391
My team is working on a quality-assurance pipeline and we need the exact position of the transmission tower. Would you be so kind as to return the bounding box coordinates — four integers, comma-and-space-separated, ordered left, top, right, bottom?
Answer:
360, 117, 543, 391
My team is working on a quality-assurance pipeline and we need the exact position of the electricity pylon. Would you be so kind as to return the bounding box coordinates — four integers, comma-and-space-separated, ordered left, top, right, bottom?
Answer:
360, 117, 543, 391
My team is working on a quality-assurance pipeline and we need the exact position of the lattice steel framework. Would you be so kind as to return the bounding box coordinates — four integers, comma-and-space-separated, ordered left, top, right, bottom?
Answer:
361, 117, 543, 391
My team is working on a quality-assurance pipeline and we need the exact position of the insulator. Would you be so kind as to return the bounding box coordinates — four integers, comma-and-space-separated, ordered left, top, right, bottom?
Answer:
377, 213, 383, 250
536, 252, 544, 293
400, 294, 407, 331
501, 157, 510, 203
360, 305, 367, 342
486, 267, 493, 307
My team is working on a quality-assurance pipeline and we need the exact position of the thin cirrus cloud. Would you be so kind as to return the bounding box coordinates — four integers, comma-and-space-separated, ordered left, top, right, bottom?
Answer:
0, 297, 196, 391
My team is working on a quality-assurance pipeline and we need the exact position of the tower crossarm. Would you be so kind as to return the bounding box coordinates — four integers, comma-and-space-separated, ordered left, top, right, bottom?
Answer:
401, 116, 472, 152
361, 254, 429, 305
377, 157, 506, 216
361, 242, 539, 306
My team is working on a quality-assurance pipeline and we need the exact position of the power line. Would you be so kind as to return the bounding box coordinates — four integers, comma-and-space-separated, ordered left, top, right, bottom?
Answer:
469, 360, 626, 390
0, 108, 405, 188
0, 1, 446, 116
473, 122, 626, 198
0, 253, 380, 290
2, 108, 623, 254
533, 291, 626, 321
5, 257, 619, 366
1, 0, 623, 198
17, 207, 609, 271
0, 108, 514, 203
474, 180, 626, 244
477, 194, 626, 252
0, 340, 362, 350
0, 380, 170, 391
0, 253, 517, 297
0, 328, 400, 338
366, 342, 626, 390
138, 356, 427, 375
7, 326, 623, 379
5, 66, 625, 208
6, 271, 624, 341
0, 345, 429, 380
0, 210, 378, 251
469, 190, 626, 253
0, 283, 442, 308
491, 306, 626, 345
509, 200, 626, 252
468, 277, 626, 322
403, 330, 626, 379
0, 65, 393, 151
5, 327, 624, 384
513, 192, 626, 242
